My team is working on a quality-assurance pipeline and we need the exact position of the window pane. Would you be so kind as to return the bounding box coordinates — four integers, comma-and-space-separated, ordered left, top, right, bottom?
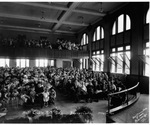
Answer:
112, 48, 116, 52
51, 60, 54, 66
112, 22, 116, 35
16, 59, 20, 67
101, 27, 104, 39
126, 45, 130, 50
101, 55, 104, 71
44, 59, 48, 67
5, 59, 9, 67
95, 58, 99, 71
117, 52, 123, 73
110, 53, 115, 72
21, 59, 25, 68
126, 15, 131, 30
39, 59, 44, 67
146, 42, 150, 48
96, 51, 100, 54
118, 47, 123, 51
93, 32, 96, 41
118, 14, 124, 33
84, 34, 86, 45
26, 59, 29, 67
97, 26, 100, 40
0, 59, 5, 67
92, 60, 95, 71
86, 59, 88, 69
80, 59, 82, 69
36, 60, 39, 67
146, 9, 150, 24
87, 36, 88, 44
125, 51, 131, 74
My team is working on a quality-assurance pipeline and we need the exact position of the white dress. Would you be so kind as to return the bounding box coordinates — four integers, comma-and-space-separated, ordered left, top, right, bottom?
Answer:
43, 92, 49, 102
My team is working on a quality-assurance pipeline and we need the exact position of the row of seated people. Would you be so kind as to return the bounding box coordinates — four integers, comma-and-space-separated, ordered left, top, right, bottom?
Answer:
0, 66, 126, 112
56, 39, 79, 50
0, 38, 80, 50
0, 67, 56, 111
46, 68, 126, 103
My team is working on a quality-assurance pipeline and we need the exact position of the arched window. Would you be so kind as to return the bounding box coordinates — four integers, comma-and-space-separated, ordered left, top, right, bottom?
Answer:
126, 15, 131, 30
93, 26, 104, 41
112, 14, 131, 35
146, 9, 150, 24
81, 33, 88, 45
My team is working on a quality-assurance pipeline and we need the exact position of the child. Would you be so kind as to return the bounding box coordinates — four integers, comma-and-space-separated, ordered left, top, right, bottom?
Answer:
42, 88, 49, 107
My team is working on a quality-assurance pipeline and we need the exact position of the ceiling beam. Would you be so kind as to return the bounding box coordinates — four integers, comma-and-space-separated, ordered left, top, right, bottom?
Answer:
0, 24, 75, 34
16, 2, 105, 16
17, 2, 68, 11
55, 30, 75, 34
0, 12, 88, 27
52, 2, 80, 31
73, 8, 105, 16
0, 12, 58, 23
0, 28, 50, 34
0, 24, 51, 32
63, 21, 88, 26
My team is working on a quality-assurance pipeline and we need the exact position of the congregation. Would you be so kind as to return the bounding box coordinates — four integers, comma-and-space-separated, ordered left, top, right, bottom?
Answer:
0, 66, 126, 112
0, 38, 79, 50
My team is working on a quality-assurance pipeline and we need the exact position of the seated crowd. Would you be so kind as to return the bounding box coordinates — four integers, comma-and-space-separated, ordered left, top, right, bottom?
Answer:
0, 67, 56, 111
0, 66, 126, 112
49, 68, 126, 103
0, 38, 79, 50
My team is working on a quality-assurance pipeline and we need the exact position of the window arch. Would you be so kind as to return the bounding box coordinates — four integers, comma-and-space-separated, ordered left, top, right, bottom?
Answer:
112, 14, 131, 35
146, 9, 150, 24
81, 33, 88, 45
93, 26, 104, 41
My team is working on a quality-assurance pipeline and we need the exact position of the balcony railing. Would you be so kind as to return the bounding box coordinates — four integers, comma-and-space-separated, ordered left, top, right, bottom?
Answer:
0, 47, 88, 59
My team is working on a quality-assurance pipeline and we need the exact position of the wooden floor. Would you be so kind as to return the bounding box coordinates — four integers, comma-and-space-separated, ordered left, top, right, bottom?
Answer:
110, 94, 149, 123
2, 91, 149, 123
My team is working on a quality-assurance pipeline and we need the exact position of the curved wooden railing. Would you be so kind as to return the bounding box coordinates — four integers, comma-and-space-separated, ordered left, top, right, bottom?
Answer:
107, 82, 140, 115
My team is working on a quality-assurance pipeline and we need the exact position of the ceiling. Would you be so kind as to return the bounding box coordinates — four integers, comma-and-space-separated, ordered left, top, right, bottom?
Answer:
0, 2, 128, 35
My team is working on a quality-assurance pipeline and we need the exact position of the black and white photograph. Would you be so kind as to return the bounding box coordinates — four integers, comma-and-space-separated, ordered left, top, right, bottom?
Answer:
0, 1, 149, 123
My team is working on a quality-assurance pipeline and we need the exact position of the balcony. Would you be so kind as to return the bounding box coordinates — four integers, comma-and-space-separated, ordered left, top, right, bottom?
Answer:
0, 47, 88, 59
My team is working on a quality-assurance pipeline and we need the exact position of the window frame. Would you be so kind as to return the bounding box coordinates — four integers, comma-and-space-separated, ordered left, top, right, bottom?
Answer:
92, 50, 104, 71
81, 33, 88, 46
112, 14, 131, 35
93, 26, 104, 42
110, 45, 131, 74
0, 58, 9, 67
16, 59, 29, 68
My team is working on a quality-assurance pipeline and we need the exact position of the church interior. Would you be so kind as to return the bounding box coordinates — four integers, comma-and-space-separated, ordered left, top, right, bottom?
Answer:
0, 2, 149, 123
